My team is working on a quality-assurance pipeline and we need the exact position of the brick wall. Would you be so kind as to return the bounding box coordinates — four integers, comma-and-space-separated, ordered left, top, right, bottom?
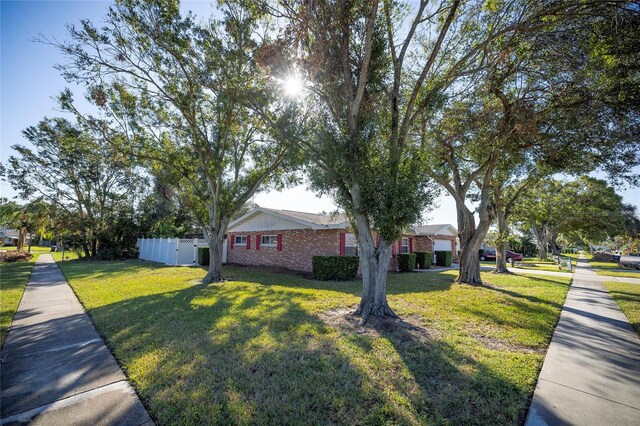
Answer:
412, 235, 459, 261
227, 229, 341, 272
413, 236, 432, 253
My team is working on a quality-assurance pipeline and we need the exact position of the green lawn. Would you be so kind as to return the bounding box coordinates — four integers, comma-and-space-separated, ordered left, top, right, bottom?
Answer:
58, 260, 571, 425
0, 246, 52, 254
589, 261, 621, 269
564, 253, 590, 260
604, 282, 640, 336
481, 259, 566, 272
514, 263, 564, 272
0, 256, 38, 346
520, 258, 556, 264
596, 270, 640, 279
51, 250, 80, 262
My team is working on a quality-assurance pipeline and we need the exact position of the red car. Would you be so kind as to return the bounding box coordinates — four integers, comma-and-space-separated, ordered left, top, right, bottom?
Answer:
479, 248, 523, 261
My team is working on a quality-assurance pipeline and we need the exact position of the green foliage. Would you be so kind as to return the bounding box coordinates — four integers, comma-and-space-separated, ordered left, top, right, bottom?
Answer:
94, 247, 139, 261
397, 253, 416, 272
52, 1, 302, 278
312, 256, 359, 281
3, 118, 144, 258
414, 252, 432, 269
516, 177, 625, 250
435, 251, 453, 267
197, 247, 210, 266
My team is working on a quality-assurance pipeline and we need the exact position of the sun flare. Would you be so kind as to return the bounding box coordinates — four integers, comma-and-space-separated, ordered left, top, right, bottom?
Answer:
282, 76, 304, 98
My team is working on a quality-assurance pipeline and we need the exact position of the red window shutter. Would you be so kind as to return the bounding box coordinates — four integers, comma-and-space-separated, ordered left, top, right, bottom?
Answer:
277, 234, 283, 251
392, 240, 397, 256
230, 235, 235, 249
246, 234, 251, 250
339, 233, 346, 256
409, 237, 413, 253
256, 234, 261, 250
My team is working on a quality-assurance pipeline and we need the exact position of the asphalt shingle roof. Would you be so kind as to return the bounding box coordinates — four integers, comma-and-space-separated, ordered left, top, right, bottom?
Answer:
263, 208, 349, 226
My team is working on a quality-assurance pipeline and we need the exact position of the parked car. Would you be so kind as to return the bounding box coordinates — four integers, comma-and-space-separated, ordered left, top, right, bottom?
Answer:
479, 248, 523, 261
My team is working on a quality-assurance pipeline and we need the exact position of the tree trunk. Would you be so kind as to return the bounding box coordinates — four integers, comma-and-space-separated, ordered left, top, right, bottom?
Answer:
16, 228, 27, 252
456, 207, 491, 285
202, 224, 227, 284
550, 234, 560, 256
83, 244, 91, 258
537, 238, 549, 260
532, 227, 549, 260
494, 211, 509, 273
352, 211, 396, 324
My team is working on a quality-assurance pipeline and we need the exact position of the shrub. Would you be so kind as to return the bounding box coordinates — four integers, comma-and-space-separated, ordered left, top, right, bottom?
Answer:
94, 247, 139, 260
397, 253, 416, 272
0, 250, 33, 263
435, 251, 452, 267
198, 247, 210, 266
312, 256, 359, 280
414, 252, 432, 269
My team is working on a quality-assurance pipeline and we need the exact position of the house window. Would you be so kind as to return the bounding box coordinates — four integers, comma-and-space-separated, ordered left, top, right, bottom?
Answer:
261, 235, 277, 247
345, 233, 358, 257
235, 235, 247, 246
401, 237, 409, 254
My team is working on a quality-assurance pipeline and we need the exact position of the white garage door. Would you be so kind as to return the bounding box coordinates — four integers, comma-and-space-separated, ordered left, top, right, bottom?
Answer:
433, 239, 452, 251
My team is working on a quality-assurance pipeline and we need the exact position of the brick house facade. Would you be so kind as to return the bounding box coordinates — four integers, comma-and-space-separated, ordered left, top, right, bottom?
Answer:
227, 228, 342, 272
227, 208, 458, 272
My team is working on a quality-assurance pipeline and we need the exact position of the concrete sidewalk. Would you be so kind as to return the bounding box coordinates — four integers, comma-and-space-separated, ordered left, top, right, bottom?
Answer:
526, 257, 640, 425
0, 255, 152, 425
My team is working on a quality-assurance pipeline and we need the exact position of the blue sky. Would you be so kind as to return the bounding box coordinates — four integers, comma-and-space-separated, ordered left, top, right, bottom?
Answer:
1, 1, 637, 224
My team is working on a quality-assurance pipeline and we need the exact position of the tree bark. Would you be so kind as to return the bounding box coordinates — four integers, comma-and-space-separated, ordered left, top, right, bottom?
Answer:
494, 211, 509, 273
535, 231, 549, 260
456, 206, 491, 285
16, 228, 27, 252
202, 224, 227, 284
550, 234, 560, 256
352, 211, 397, 325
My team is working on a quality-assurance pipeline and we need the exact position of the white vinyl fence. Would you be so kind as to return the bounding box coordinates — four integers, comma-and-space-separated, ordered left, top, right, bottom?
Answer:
137, 238, 227, 266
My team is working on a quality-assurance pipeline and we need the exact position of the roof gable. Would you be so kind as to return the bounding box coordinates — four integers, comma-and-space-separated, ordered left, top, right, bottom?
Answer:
228, 208, 349, 232
412, 224, 458, 236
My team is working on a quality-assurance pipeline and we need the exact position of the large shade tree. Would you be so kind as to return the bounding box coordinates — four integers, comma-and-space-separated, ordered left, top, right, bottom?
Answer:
0, 198, 50, 252
49, 0, 303, 282
262, 0, 495, 322
422, 1, 640, 283
515, 177, 625, 259
4, 118, 143, 258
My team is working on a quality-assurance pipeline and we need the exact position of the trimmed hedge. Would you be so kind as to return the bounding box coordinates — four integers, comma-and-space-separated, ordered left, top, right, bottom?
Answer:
397, 253, 416, 272
414, 251, 432, 269
435, 251, 452, 267
312, 256, 359, 280
198, 247, 210, 266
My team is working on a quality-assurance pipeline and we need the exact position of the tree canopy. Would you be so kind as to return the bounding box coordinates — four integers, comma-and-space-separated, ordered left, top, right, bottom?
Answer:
50, 0, 303, 281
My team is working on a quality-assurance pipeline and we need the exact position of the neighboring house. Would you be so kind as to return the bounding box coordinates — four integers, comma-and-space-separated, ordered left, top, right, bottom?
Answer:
0, 227, 26, 246
226, 208, 458, 272
411, 224, 460, 260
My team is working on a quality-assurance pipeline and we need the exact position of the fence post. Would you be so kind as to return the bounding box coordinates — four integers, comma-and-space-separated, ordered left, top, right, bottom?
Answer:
193, 238, 198, 266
